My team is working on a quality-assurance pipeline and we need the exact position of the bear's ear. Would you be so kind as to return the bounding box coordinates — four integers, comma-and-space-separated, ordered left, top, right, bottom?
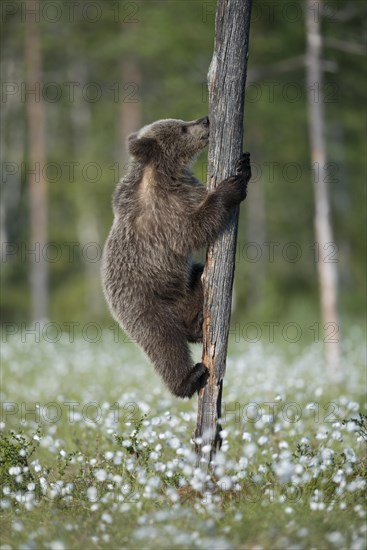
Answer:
128, 133, 159, 161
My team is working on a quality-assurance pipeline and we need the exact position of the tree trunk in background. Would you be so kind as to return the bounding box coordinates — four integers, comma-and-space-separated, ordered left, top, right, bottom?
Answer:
69, 60, 104, 318
25, 0, 48, 321
195, 0, 252, 468
305, 0, 342, 375
120, 59, 142, 164
1, 54, 25, 262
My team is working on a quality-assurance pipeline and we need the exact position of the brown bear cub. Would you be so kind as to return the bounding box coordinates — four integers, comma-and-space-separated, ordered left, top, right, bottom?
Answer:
102, 117, 251, 398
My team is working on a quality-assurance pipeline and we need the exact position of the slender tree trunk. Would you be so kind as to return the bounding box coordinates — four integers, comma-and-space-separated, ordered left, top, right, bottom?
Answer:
1, 53, 24, 261
195, 0, 252, 468
24, 0, 48, 321
120, 59, 142, 165
68, 59, 104, 317
305, 0, 342, 375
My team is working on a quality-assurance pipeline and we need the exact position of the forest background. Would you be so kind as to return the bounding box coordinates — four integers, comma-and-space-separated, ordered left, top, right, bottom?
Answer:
1, 0, 366, 348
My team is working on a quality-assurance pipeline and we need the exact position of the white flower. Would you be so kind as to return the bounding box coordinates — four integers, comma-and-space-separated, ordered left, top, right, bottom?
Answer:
218, 476, 232, 490
94, 469, 107, 481
87, 487, 98, 501
348, 479, 366, 492
346, 421, 358, 432
274, 460, 295, 483
243, 443, 257, 458
8, 466, 21, 476
343, 447, 356, 463
326, 532, 344, 545
168, 437, 181, 449
101, 512, 113, 524
12, 520, 23, 532
316, 431, 328, 440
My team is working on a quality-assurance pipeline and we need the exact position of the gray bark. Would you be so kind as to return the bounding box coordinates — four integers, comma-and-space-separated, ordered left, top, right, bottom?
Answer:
25, 0, 48, 321
305, 0, 342, 375
195, 0, 252, 468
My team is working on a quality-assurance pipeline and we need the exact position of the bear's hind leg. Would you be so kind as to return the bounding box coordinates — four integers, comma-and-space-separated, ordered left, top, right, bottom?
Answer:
132, 309, 207, 398
180, 262, 204, 343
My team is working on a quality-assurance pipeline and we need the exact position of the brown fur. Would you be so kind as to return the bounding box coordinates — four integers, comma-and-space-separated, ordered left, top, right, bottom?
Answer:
102, 117, 251, 398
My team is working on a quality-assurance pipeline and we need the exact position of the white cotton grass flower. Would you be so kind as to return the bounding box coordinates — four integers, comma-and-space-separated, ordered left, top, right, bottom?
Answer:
331, 430, 342, 440
348, 479, 366, 492
316, 430, 328, 440
166, 487, 179, 503
94, 469, 107, 481
8, 466, 22, 476
87, 487, 98, 502
168, 437, 181, 450
346, 420, 359, 432
243, 443, 257, 458
273, 459, 296, 483
343, 447, 357, 463
321, 448, 334, 466
12, 520, 24, 532
326, 532, 345, 546
101, 512, 113, 524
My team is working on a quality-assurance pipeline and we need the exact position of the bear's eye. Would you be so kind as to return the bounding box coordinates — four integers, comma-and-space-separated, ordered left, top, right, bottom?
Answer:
181, 126, 188, 134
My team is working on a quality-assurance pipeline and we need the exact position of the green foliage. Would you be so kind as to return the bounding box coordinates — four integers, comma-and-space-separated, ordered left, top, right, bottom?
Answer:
1, 0, 366, 328
343, 414, 367, 443
0, 430, 40, 493
115, 412, 152, 465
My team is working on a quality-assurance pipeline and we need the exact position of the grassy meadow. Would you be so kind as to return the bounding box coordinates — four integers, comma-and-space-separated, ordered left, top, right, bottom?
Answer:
0, 329, 366, 549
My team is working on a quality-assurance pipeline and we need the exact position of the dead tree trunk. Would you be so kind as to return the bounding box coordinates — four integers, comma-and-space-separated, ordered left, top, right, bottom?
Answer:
305, 0, 342, 375
25, 0, 48, 321
195, 0, 252, 468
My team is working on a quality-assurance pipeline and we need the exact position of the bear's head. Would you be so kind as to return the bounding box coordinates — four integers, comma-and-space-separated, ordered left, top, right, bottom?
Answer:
127, 117, 210, 166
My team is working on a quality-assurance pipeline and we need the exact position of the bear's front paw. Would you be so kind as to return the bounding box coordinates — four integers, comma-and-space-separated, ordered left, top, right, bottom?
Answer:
233, 152, 251, 201
218, 152, 251, 205
236, 152, 251, 183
